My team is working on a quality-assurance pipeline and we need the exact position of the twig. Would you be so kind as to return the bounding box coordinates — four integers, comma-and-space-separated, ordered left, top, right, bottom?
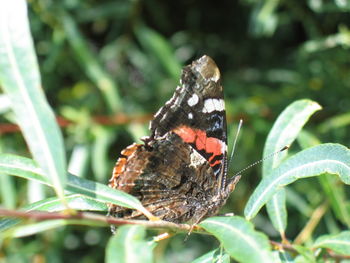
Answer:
0, 208, 194, 233
270, 240, 350, 261
0, 114, 153, 134
294, 201, 328, 244
2, 208, 349, 260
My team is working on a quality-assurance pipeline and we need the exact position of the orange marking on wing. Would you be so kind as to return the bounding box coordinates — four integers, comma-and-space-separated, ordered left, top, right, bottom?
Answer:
173, 126, 224, 167
109, 143, 141, 184
172, 126, 197, 143
209, 159, 221, 167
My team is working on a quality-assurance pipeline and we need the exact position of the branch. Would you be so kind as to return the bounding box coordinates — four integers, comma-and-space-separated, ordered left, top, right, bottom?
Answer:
0, 208, 196, 233
270, 240, 350, 261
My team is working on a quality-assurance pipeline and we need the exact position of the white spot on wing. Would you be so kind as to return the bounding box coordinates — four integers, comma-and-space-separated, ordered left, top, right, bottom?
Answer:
202, 98, 224, 113
187, 94, 199, 106
188, 112, 193, 119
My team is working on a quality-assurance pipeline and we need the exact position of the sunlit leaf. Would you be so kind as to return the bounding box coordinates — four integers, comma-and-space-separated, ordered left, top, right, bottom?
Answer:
0, 154, 151, 218
200, 216, 274, 263
105, 225, 154, 263
298, 131, 350, 226
0, 0, 67, 200
2, 218, 107, 238
0, 194, 107, 232
191, 249, 230, 263
4, 220, 68, 238
263, 99, 321, 233
313, 231, 350, 256
245, 143, 350, 220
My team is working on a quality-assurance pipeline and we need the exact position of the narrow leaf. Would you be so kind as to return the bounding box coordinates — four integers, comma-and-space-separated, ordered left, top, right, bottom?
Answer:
199, 216, 274, 263
245, 143, 350, 219
61, 11, 122, 113
263, 99, 321, 174
0, 194, 107, 232
0, 174, 16, 208
91, 126, 115, 181
263, 100, 321, 233
134, 24, 181, 80
298, 130, 350, 226
5, 220, 67, 238
0, 0, 67, 199
0, 154, 151, 218
313, 231, 350, 256
273, 250, 294, 263
3, 218, 106, 238
266, 190, 287, 233
106, 225, 154, 263
191, 249, 230, 263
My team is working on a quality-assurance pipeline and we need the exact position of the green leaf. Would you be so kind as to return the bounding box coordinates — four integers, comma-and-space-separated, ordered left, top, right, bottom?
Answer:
0, 154, 151, 218
91, 126, 115, 181
293, 245, 316, 263
263, 100, 322, 178
0, 194, 107, 232
0, 0, 67, 199
68, 144, 90, 177
266, 190, 287, 233
299, 130, 350, 226
263, 100, 321, 234
191, 249, 230, 263
245, 143, 350, 220
318, 112, 350, 133
4, 220, 68, 238
105, 225, 154, 263
61, 11, 122, 113
3, 217, 108, 238
0, 174, 16, 209
134, 24, 181, 80
199, 216, 274, 263
273, 250, 294, 263
313, 231, 350, 255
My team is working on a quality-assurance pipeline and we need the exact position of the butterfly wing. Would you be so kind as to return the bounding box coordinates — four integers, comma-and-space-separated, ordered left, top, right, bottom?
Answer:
108, 133, 219, 223
108, 55, 230, 224
150, 55, 228, 189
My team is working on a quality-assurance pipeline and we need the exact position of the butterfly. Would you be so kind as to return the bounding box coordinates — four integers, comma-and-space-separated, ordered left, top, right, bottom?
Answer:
108, 55, 240, 225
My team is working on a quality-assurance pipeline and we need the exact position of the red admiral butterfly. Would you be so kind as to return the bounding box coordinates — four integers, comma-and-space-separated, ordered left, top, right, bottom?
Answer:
108, 55, 240, 225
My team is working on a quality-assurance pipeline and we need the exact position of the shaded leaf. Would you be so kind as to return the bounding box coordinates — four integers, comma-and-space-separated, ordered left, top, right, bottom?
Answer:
135, 24, 181, 80
61, 11, 122, 112
273, 250, 294, 263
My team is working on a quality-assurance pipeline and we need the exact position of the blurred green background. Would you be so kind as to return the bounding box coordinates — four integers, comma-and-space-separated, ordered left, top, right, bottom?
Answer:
2, 0, 350, 262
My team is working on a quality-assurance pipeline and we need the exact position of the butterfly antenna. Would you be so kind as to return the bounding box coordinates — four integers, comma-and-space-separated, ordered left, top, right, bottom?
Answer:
228, 119, 243, 171
233, 145, 289, 177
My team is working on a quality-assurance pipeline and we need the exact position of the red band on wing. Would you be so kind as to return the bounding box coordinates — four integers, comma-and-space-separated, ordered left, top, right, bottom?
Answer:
172, 126, 225, 167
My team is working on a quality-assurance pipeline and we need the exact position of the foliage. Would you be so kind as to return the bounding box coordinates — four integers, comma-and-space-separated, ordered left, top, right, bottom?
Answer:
1, 0, 350, 262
